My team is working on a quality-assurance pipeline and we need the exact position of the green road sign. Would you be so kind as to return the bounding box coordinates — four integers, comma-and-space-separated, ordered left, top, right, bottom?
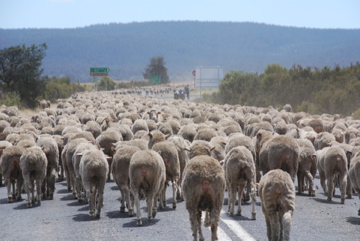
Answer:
150, 76, 161, 83
90, 67, 110, 73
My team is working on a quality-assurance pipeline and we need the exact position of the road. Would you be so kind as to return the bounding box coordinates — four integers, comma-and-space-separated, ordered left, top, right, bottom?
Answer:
0, 173, 359, 241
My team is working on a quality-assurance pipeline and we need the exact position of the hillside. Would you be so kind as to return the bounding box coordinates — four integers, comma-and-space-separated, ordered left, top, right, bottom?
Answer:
1, 21, 360, 82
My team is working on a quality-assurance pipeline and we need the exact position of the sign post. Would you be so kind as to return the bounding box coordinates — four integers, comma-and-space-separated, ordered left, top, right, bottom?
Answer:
90, 67, 110, 91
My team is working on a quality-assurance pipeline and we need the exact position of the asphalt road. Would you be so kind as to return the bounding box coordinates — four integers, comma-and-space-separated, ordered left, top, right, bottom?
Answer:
0, 172, 359, 241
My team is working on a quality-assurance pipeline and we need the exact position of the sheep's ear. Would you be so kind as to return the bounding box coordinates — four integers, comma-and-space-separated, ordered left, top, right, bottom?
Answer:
0, 150, 3, 154
210, 146, 216, 151
76, 152, 83, 157
111, 143, 117, 147
111, 147, 116, 152
157, 151, 162, 155
311, 153, 317, 159
256, 132, 262, 138
87, 141, 94, 144
148, 132, 153, 138
165, 134, 171, 140
105, 154, 112, 160
221, 141, 226, 146
219, 160, 225, 165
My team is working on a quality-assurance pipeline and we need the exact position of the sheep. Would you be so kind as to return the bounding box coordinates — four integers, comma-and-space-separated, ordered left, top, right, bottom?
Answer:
178, 124, 197, 142
36, 136, 59, 199
182, 140, 225, 241
316, 146, 348, 203
259, 135, 300, 182
72, 142, 98, 202
20, 146, 48, 207
314, 132, 336, 150
111, 145, 140, 215
62, 138, 89, 193
95, 130, 123, 180
147, 130, 167, 149
0, 140, 13, 186
348, 155, 360, 215
129, 150, 166, 226
296, 138, 317, 196
152, 140, 180, 209
194, 127, 218, 142
224, 146, 256, 219
131, 119, 149, 134
79, 147, 109, 218
0, 146, 24, 202
167, 135, 190, 199
258, 169, 295, 241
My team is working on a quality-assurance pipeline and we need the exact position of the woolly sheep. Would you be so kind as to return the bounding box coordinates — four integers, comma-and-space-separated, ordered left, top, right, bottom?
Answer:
36, 136, 59, 199
95, 130, 123, 180
296, 138, 317, 196
20, 146, 48, 207
178, 124, 197, 143
259, 135, 300, 182
131, 119, 149, 134
111, 145, 140, 215
316, 146, 348, 203
348, 155, 360, 215
167, 135, 190, 199
0, 140, 13, 186
79, 147, 109, 218
258, 169, 295, 241
194, 127, 218, 142
62, 138, 89, 193
147, 130, 167, 149
182, 152, 225, 241
224, 146, 256, 219
0, 145, 24, 202
152, 140, 180, 209
129, 150, 166, 226
314, 132, 336, 150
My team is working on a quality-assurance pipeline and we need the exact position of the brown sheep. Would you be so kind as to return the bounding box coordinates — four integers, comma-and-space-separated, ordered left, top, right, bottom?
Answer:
182, 140, 225, 241
316, 146, 348, 203
258, 169, 295, 241
259, 135, 300, 182
129, 150, 166, 226
224, 146, 256, 219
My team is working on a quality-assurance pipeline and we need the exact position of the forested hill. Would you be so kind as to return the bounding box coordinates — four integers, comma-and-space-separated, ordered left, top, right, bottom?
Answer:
1, 21, 360, 82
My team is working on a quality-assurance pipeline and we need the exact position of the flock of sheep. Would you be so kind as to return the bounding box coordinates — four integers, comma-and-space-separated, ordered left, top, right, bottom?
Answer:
0, 90, 360, 241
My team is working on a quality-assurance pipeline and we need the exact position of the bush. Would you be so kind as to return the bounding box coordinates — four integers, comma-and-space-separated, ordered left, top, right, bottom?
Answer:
0, 92, 22, 107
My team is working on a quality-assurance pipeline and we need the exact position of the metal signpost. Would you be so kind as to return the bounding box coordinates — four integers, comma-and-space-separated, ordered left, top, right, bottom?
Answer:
90, 67, 110, 91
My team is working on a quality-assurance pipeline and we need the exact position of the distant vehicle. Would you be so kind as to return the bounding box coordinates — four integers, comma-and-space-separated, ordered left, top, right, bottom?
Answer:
173, 89, 185, 100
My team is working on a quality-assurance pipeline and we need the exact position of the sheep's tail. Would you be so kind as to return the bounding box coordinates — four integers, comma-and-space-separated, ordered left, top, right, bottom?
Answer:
282, 211, 292, 241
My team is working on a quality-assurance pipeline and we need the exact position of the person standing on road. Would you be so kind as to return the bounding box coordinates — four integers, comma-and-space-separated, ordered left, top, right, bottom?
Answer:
185, 84, 190, 100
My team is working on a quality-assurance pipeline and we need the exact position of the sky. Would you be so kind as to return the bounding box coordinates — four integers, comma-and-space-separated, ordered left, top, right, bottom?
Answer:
1, 0, 360, 29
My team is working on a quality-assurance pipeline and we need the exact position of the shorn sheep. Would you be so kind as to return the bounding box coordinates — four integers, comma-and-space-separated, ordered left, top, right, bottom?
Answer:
20, 146, 48, 208
0, 146, 24, 202
224, 146, 256, 219
182, 140, 225, 241
79, 148, 109, 218
129, 149, 166, 226
258, 169, 295, 241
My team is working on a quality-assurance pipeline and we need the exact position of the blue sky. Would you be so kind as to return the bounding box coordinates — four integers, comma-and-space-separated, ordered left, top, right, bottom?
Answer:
1, 0, 359, 29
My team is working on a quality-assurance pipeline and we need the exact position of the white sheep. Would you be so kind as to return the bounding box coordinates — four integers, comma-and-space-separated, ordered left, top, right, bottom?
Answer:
20, 146, 48, 207
258, 169, 295, 241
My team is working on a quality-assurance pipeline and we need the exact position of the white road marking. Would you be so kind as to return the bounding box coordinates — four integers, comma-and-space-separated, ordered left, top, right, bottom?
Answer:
220, 210, 256, 241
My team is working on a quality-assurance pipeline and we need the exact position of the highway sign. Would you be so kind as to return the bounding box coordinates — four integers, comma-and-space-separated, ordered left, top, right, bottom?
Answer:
90, 67, 110, 73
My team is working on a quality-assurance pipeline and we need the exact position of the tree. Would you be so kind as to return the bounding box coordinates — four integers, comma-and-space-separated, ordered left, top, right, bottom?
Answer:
143, 56, 170, 84
98, 76, 116, 91
0, 43, 47, 108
